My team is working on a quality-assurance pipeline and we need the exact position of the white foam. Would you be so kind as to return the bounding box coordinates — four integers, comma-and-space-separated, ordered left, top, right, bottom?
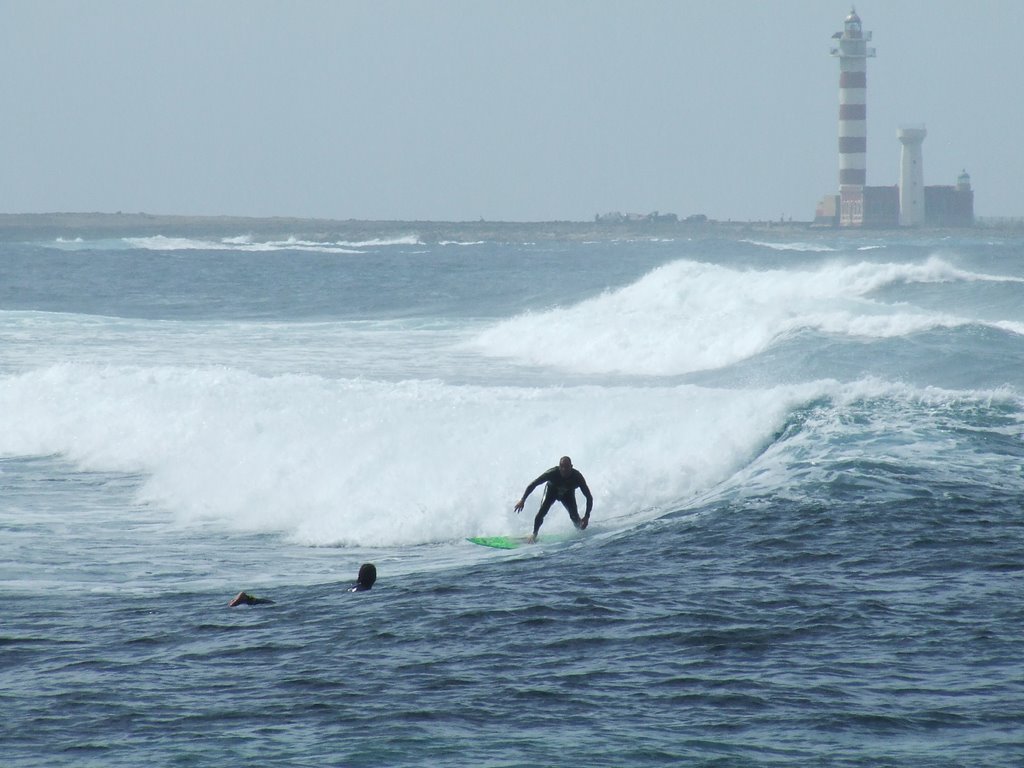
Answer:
743, 239, 838, 252
121, 234, 367, 254
0, 363, 823, 547
55, 232, 424, 253
0, 310, 482, 380
471, 256, 1024, 376
335, 235, 423, 247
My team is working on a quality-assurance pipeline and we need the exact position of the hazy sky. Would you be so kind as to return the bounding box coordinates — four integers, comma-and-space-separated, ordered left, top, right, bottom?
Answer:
2, 1, 1022, 221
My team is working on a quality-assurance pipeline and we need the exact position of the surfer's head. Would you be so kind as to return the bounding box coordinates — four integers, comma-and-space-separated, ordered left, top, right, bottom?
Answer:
558, 456, 573, 475
355, 563, 377, 591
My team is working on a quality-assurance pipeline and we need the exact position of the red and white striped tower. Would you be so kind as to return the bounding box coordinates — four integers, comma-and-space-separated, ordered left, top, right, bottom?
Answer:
831, 8, 875, 227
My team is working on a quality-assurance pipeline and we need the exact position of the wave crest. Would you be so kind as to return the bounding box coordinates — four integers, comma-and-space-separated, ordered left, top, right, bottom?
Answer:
472, 257, 1023, 376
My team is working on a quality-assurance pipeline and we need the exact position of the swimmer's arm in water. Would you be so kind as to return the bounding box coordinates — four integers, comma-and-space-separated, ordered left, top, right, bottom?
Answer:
228, 591, 274, 607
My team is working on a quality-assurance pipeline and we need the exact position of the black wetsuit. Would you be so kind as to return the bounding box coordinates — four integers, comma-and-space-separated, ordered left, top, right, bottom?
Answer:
231, 592, 274, 606
521, 467, 593, 536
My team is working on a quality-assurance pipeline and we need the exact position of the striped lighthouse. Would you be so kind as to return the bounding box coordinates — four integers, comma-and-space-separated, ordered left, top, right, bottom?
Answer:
831, 8, 875, 227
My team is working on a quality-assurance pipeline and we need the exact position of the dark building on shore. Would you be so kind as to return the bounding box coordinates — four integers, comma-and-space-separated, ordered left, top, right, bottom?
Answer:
815, 172, 973, 229
924, 171, 975, 227
814, 9, 974, 228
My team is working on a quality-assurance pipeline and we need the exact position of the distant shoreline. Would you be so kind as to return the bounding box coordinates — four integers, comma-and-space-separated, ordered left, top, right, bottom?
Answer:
0, 212, 811, 241
0, 211, 1017, 242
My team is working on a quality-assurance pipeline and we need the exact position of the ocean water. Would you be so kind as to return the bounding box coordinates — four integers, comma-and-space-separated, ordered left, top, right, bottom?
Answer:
2, 227, 1023, 766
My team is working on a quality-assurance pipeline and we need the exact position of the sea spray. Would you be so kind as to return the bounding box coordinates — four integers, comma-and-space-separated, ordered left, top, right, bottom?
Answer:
0, 362, 822, 546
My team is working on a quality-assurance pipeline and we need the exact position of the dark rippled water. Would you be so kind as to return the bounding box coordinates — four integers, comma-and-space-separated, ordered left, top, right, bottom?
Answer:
3, 228, 1024, 765
7, 500, 1022, 766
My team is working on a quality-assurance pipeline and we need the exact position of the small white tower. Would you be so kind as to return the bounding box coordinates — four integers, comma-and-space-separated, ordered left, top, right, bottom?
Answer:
898, 125, 927, 226
831, 8, 875, 227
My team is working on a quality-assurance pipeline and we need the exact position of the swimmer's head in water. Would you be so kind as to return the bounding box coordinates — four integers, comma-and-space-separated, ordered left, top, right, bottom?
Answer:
356, 563, 377, 591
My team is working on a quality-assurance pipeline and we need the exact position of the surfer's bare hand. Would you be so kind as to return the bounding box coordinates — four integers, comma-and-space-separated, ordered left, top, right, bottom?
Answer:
514, 499, 525, 513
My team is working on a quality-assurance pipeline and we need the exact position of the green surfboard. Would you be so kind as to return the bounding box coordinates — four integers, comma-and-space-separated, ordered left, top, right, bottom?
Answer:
467, 532, 580, 549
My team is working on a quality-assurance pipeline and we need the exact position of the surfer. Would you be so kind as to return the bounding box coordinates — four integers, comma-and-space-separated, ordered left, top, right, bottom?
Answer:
228, 563, 377, 605
514, 456, 593, 543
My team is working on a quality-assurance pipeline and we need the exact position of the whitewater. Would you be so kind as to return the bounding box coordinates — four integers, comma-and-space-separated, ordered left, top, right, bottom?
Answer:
2, 228, 1023, 766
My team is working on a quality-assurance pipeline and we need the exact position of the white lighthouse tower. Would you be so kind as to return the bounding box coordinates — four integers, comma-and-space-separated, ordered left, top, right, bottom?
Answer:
831, 8, 875, 227
898, 125, 927, 226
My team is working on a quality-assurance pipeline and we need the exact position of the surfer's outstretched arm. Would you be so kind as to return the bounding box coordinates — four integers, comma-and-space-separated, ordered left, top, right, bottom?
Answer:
514, 469, 555, 513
